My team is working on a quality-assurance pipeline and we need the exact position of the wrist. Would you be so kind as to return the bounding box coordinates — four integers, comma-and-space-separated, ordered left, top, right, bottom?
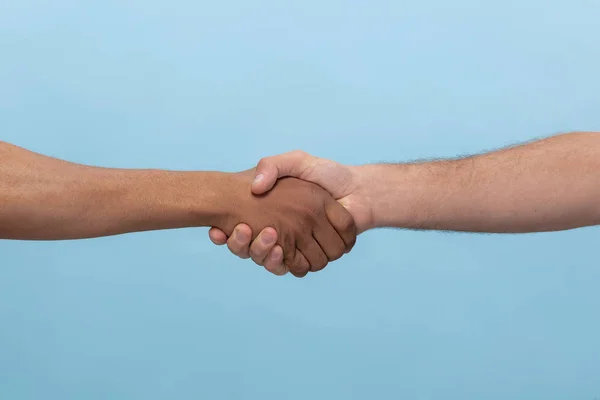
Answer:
119, 169, 235, 231
347, 164, 377, 231
352, 163, 434, 230
172, 170, 237, 229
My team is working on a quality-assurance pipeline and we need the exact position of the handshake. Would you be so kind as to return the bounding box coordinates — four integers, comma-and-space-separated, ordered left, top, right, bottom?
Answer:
4, 133, 590, 271
206, 151, 372, 278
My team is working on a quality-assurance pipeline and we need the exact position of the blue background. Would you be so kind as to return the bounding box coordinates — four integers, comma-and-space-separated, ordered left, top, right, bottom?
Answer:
1, 0, 600, 399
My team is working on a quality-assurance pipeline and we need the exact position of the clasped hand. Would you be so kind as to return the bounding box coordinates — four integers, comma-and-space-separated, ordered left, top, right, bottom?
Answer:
213, 167, 357, 278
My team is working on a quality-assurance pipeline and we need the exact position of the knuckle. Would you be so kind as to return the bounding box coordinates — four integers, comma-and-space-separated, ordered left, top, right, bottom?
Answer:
302, 203, 322, 221
290, 149, 308, 158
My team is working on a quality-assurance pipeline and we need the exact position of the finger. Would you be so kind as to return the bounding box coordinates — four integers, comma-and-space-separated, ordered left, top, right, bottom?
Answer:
297, 236, 329, 273
249, 227, 278, 266
208, 227, 228, 245
325, 199, 357, 253
263, 246, 287, 276
312, 221, 346, 262
284, 247, 311, 278
252, 150, 316, 194
226, 224, 253, 259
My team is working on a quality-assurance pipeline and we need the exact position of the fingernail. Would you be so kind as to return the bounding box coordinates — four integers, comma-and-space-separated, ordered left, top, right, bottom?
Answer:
235, 230, 248, 242
253, 174, 264, 184
262, 233, 275, 245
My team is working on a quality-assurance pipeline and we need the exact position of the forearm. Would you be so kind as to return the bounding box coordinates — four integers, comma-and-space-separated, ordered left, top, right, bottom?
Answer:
358, 132, 600, 233
0, 142, 228, 240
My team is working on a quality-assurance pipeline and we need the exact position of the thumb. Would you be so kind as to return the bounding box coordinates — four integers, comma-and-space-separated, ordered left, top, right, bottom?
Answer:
251, 150, 314, 194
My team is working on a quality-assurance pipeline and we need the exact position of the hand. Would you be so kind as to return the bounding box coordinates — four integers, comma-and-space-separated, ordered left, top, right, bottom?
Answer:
212, 169, 357, 277
209, 152, 373, 275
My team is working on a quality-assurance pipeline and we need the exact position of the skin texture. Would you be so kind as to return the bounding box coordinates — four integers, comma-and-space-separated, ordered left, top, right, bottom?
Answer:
210, 131, 600, 275
0, 141, 356, 277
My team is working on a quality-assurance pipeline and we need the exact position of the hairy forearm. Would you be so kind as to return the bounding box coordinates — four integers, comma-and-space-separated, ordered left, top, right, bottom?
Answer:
357, 132, 600, 233
0, 142, 228, 240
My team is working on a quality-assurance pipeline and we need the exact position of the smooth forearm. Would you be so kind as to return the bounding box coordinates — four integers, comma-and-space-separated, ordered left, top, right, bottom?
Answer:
0, 142, 228, 240
357, 132, 600, 233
